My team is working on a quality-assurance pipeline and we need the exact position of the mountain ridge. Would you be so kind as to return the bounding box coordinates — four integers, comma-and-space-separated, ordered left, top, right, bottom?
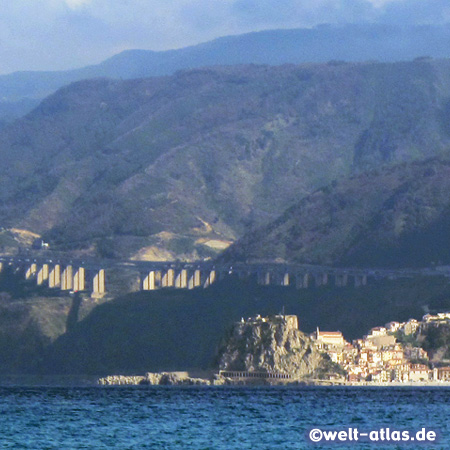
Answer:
3, 23, 450, 122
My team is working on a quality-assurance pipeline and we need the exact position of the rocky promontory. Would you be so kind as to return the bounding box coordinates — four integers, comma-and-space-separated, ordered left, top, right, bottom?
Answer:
98, 314, 342, 386
216, 314, 337, 382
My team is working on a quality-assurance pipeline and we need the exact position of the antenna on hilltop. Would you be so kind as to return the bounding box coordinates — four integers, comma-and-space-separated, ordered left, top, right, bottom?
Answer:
281, 305, 285, 316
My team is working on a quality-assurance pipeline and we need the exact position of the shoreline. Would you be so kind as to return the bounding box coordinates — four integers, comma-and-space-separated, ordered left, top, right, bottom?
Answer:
1, 379, 450, 388
1, 372, 450, 388
97, 371, 450, 387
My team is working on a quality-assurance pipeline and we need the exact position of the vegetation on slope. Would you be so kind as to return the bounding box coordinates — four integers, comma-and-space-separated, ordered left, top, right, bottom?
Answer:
421, 325, 450, 361
0, 268, 74, 373
224, 159, 450, 267
2, 60, 450, 259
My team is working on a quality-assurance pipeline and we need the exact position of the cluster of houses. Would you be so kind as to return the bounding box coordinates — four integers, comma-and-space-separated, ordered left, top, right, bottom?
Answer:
312, 313, 450, 384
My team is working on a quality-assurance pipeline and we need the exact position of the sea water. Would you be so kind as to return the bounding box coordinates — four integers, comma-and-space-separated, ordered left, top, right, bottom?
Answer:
0, 386, 448, 449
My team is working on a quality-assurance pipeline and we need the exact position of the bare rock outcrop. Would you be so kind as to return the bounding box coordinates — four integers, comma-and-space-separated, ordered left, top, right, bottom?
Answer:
98, 371, 210, 386
141, 372, 210, 385
217, 314, 329, 380
98, 375, 146, 385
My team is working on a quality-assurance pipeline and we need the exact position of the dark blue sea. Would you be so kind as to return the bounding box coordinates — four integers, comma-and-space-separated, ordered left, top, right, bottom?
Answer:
0, 386, 449, 449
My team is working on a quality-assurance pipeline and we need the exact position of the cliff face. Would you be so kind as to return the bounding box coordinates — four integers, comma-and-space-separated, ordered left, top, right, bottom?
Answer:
218, 315, 327, 379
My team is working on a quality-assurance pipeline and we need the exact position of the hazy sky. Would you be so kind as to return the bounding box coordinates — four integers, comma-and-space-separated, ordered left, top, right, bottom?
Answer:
0, 0, 449, 75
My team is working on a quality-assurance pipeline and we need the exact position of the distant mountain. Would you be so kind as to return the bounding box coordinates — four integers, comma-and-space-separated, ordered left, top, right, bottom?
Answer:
3, 23, 450, 121
2, 60, 450, 259
223, 159, 450, 268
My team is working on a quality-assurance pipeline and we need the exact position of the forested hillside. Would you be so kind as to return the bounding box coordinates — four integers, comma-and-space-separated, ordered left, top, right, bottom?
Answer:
224, 159, 450, 267
2, 60, 450, 260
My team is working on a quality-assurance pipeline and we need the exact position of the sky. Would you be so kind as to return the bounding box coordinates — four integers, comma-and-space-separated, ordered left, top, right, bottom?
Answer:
0, 0, 450, 75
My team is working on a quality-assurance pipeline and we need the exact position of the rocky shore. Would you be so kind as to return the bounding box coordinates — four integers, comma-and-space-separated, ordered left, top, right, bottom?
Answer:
98, 371, 211, 386
97, 371, 316, 386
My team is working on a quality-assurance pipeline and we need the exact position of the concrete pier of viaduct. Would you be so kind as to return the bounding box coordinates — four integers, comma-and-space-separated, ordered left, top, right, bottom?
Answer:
0, 256, 447, 297
2, 259, 106, 297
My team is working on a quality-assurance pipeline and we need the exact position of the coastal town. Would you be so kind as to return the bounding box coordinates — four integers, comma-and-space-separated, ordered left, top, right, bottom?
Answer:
314, 312, 450, 384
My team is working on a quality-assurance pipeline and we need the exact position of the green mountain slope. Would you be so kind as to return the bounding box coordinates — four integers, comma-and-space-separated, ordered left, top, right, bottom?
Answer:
2, 60, 450, 258
224, 159, 450, 267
